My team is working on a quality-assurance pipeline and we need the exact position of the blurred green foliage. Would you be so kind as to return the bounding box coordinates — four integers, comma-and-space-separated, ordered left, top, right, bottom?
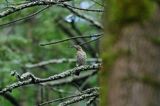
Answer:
0, 0, 101, 105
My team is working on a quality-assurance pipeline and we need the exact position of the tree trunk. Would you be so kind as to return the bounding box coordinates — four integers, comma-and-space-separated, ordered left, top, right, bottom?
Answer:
100, 1, 160, 106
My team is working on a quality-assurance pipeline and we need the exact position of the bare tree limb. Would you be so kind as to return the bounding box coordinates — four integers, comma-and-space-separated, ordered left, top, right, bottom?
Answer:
0, 64, 100, 95
39, 33, 102, 46
25, 58, 101, 69
86, 96, 97, 106
43, 69, 97, 86
58, 3, 103, 29
61, 3, 104, 12
79, 35, 102, 46
39, 87, 99, 106
90, 0, 104, 7
58, 91, 99, 106
0, 5, 50, 27
0, 0, 70, 18
1, 93, 20, 106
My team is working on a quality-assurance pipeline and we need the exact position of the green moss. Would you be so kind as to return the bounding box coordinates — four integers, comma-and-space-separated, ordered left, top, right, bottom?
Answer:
150, 36, 160, 45
100, 34, 119, 106
102, 51, 119, 69
106, 0, 156, 29
101, 34, 118, 70
99, 70, 109, 106
100, 48, 127, 106
124, 74, 160, 89
100, 33, 133, 106
141, 75, 160, 89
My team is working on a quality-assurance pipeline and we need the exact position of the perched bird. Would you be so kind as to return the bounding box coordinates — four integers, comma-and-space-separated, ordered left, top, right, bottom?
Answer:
74, 45, 87, 75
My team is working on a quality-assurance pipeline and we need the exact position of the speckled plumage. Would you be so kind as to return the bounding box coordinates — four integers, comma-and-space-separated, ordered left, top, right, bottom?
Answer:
74, 45, 87, 75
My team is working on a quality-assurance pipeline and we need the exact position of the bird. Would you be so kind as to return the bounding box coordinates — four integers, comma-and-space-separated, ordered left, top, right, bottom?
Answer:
74, 45, 87, 76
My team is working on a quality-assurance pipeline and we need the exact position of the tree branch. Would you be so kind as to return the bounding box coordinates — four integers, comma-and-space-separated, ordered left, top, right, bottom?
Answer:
58, 3, 103, 29
79, 35, 102, 46
90, 0, 104, 7
25, 58, 101, 69
39, 87, 99, 106
0, 5, 50, 27
61, 3, 104, 12
86, 96, 98, 106
39, 33, 102, 46
0, 0, 70, 18
43, 69, 97, 87
58, 91, 99, 106
1, 93, 20, 106
0, 64, 100, 95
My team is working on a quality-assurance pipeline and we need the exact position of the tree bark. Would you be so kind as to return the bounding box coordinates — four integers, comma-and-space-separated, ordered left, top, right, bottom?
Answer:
100, 1, 160, 106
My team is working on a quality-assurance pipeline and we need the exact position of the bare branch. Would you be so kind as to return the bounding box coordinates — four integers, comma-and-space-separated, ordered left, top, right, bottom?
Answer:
86, 96, 97, 106
79, 35, 102, 46
1, 93, 20, 106
0, 64, 100, 95
58, 3, 103, 29
39, 87, 99, 106
0, 0, 70, 18
58, 91, 99, 106
90, 0, 104, 7
0, 5, 50, 27
62, 3, 104, 12
39, 33, 102, 46
25, 58, 101, 69
43, 69, 97, 86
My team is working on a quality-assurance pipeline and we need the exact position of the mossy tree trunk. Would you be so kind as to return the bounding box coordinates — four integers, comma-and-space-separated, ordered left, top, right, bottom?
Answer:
100, 1, 160, 106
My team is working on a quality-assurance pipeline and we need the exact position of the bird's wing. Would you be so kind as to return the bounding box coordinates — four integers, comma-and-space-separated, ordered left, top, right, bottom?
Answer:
76, 51, 86, 66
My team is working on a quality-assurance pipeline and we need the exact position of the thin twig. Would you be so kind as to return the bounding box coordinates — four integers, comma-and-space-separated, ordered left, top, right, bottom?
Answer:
62, 3, 104, 12
58, 91, 99, 106
38, 93, 79, 106
38, 87, 99, 106
79, 35, 102, 46
39, 33, 102, 46
90, 0, 104, 7
25, 58, 102, 69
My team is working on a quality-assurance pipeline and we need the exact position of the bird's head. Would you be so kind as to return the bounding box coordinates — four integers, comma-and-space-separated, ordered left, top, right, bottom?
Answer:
73, 45, 82, 51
